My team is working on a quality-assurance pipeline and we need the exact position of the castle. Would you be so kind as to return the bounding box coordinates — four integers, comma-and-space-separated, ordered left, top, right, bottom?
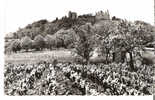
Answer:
68, 10, 110, 21
95, 10, 110, 21
68, 11, 77, 20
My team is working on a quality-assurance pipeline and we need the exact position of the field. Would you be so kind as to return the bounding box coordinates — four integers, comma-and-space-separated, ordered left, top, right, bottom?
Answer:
5, 49, 74, 64
5, 49, 155, 64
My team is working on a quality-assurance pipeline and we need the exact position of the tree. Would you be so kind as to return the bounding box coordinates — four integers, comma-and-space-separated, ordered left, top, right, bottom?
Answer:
65, 29, 77, 48
10, 39, 21, 53
63, 34, 74, 48
54, 34, 64, 48
34, 35, 45, 51
113, 20, 153, 71
100, 38, 113, 64
44, 34, 56, 50
73, 23, 96, 64
20, 36, 32, 52
54, 29, 77, 48
44, 23, 59, 35
94, 20, 117, 64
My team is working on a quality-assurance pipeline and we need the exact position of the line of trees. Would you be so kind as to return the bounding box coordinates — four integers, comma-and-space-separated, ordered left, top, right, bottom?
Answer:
6, 30, 77, 53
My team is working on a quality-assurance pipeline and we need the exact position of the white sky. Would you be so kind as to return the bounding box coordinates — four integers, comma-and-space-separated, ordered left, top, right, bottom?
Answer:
3, 0, 154, 34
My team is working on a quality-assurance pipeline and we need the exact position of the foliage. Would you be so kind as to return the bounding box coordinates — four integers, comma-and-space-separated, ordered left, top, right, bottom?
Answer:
34, 35, 45, 51
10, 39, 21, 53
111, 20, 153, 71
4, 62, 154, 95
5, 12, 155, 66
44, 23, 59, 35
44, 34, 56, 50
94, 21, 117, 63
73, 23, 96, 64
92, 19, 154, 70
54, 29, 77, 48
20, 36, 32, 51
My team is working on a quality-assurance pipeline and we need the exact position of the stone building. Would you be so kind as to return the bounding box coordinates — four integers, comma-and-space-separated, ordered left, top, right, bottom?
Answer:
68, 11, 77, 20
78, 14, 96, 25
95, 10, 110, 21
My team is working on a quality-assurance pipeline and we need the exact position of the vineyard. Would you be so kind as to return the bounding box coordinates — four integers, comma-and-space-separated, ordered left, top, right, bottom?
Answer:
4, 62, 154, 96
4, 11, 155, 96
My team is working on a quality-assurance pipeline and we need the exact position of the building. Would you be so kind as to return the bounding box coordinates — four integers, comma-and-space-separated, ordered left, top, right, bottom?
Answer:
95, 10, 110, 21
68, 11, 77, 20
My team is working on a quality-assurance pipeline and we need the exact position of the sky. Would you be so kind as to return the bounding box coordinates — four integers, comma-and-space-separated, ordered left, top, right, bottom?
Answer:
2, 0, 154, 34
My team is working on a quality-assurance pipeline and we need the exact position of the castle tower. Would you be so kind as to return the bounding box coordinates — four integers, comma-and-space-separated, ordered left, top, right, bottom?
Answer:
68, 11, 77, 20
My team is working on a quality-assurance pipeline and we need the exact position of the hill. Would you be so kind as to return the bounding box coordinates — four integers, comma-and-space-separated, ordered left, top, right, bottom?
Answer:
5, 11, 112, 39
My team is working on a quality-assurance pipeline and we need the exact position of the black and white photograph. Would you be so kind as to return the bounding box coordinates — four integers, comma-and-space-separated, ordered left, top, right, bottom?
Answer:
1, 0, 155, 97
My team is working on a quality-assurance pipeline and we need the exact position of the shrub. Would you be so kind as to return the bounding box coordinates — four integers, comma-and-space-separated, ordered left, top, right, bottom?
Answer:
20, 36, 32, 52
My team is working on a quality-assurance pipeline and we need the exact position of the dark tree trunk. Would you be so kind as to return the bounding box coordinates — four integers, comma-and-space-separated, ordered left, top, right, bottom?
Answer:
121, 51, 126, 63
105, 50, 109, 64
129, 52, 134, 71
112, 52, 115, 62
85, 57, 90, 65
105, 54, 108, 64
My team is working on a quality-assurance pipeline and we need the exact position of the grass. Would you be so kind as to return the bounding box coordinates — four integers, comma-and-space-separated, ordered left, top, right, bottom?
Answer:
5, 49, 155, 64
5, 49, 74, 64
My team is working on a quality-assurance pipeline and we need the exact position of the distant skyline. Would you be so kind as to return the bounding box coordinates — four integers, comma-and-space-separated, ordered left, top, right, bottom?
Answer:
3, 0, 154, 34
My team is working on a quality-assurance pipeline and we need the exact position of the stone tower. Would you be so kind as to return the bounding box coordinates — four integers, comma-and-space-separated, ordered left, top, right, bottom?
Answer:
68, 11, 77, 20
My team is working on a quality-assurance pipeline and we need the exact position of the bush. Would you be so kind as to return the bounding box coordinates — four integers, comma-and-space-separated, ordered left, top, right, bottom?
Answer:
34, 35, 45, 50
20, 36, 32, 51
10, 39, 21, 53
